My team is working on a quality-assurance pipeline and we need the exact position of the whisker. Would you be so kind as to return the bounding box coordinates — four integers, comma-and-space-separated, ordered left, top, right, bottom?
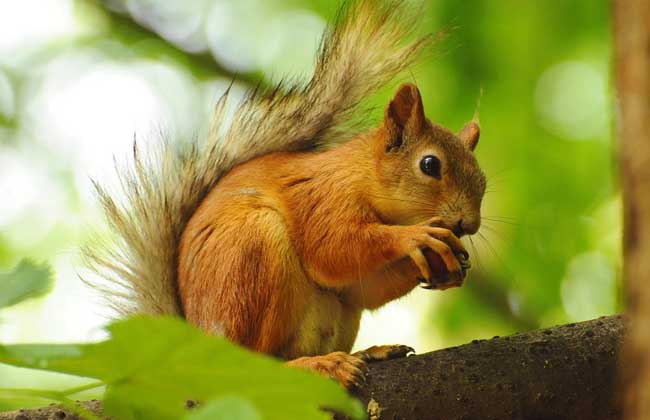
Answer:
483, 215, 518, 221
454, 193, 462, 210
480, 224, 510, 243
485, 167, 514, 186
355, 254, 366, 309
467, 235, 483, 272
483, 214, 517, 220
483, 216, 551, 231
482, 217, 519, 227
477, 231, 510, 271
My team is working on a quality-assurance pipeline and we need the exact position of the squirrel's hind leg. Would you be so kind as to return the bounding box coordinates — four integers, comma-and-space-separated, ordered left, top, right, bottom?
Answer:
178, 198, 307, 353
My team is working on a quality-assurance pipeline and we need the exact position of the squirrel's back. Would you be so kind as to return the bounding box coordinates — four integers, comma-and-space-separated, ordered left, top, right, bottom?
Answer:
84, 0, 435, 317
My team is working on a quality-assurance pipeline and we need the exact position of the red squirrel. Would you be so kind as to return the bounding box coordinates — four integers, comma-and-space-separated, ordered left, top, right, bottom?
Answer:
87, 0, 485, 388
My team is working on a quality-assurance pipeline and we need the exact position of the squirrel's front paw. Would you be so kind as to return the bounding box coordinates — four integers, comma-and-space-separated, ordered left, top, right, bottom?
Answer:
418, 247, 469, 290
286, 352, 367, 389
402, 223, 468, 289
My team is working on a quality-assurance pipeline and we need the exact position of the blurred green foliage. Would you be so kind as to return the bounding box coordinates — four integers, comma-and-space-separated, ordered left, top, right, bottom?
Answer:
0, 260, 52, 309
0, 317, 363, 419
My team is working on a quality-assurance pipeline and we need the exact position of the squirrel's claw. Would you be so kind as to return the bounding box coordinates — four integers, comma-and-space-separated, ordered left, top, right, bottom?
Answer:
418, 277, 435, 289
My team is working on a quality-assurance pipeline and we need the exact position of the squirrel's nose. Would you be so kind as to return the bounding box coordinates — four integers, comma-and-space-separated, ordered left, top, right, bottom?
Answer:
453, 218, 480, 237
452, 220, 464, 237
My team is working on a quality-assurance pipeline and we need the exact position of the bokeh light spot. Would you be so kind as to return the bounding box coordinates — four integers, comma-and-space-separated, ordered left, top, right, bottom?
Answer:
205, 0, 268, 72
535, 61, 608, 141
126, 0, 210, 53
560, 251, 616, 322
259, 10, 325, 83
0, 0, 78, 61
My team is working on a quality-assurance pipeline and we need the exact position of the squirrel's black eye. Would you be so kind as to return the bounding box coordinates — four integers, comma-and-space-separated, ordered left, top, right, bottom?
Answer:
420, 155, 441, 179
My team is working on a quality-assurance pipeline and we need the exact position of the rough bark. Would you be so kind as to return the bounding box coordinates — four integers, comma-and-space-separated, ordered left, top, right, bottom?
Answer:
0, 315, 625, 420
0, 400, 102, 420
613, 1, 650, 419
353, 315, 624, 420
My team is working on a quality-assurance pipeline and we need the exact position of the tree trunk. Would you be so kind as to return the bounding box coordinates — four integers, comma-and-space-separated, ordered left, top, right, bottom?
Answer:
0, 315, 626, 420
613, 1, 650, 419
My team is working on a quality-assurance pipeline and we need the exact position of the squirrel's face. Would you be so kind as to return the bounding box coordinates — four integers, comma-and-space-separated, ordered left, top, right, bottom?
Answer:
373, 83, 486, 237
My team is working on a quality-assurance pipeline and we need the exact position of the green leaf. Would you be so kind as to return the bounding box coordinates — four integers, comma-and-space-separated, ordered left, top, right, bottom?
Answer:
0, 344, 83, 371
0, 259, 53, 309
0, 316, 365, 420
185, 396, 261, 420
0, 395, 49, 412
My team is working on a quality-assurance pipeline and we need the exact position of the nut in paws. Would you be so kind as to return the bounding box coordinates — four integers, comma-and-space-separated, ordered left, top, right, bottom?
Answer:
419, 248, 469, 290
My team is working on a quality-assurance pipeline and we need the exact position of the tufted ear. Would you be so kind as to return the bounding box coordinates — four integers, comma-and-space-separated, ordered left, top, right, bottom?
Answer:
384, 83, 426, 151
459, 121, 480, 151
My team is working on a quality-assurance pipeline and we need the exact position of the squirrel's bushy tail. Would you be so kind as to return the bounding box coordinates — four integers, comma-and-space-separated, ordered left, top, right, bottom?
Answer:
84, 0, 435, 316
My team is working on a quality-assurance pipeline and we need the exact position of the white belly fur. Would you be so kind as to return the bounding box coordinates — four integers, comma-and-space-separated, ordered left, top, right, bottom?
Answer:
286, 287, 361, 358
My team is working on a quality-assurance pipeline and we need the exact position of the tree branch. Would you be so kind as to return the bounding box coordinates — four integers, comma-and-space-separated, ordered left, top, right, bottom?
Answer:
93, 0, 264, 86
352, 314, 624, 420
0, 315, 625, 420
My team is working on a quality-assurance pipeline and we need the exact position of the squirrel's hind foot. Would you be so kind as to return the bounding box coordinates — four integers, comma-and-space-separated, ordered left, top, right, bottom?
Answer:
287, 352, 368, 389
353, 344, 415, 362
